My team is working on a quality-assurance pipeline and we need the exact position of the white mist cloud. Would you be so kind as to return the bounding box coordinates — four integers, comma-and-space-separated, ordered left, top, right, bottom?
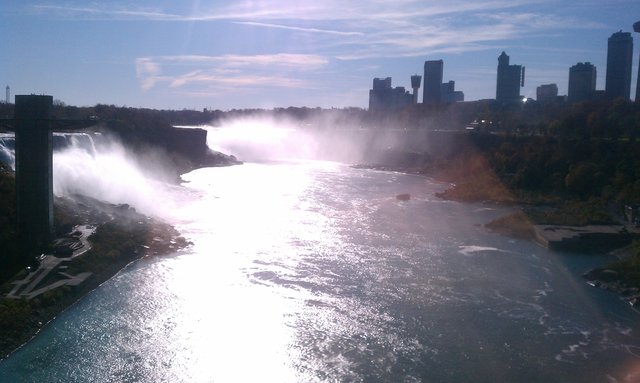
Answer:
53, 138, 178, 219
204, 118, 320, 162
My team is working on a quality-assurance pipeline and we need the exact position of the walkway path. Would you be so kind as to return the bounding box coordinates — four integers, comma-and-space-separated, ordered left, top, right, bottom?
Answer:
6, 225, 95, 300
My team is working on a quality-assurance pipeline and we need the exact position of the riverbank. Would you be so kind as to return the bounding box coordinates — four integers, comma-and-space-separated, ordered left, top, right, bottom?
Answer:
355, 149, 640, 306
0, 122, 244, 359
481, 208, 640, 305
582, 244, 640, 307
0, 195, 190, 359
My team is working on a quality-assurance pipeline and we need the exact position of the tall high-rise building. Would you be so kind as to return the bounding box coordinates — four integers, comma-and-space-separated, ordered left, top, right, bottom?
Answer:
5, 86, 8, 104
536, 84, 558, 103
568, 62, 597, 103
633, 21, 640, 102
496, 51, 525, 103
423, 60, 443, 105
605, 31, 633, 101
369, 77, 392, 111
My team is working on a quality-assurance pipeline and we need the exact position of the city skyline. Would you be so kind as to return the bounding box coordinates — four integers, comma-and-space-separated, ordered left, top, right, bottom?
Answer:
1, 1, 639, 110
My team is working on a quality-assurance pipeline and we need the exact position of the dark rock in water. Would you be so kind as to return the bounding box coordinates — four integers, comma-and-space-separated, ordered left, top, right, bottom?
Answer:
201, 149, 242, 167
598, 269, 619, 282
583, 268, 619, 283
396, 193, 411, 201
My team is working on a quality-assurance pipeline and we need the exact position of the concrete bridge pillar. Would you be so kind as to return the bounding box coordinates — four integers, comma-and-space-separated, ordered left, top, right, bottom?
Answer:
14, 95, 53, 258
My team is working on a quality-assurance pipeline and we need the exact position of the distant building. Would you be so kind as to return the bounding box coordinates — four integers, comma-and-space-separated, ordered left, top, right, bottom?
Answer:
369, 77, 392, 111
536, 84, 558, 103
390, 86, 413, 110
496, 51, 525, 103
410, 75, 422, 104
423, 60, 443, 105
605, 31, 633, 101
440, 81, 464, 103
568, 62, 597, 103
422, 60, 464, 104
5, 86, 9, 104
373, 77, 391, 91
368, 77, 412, 111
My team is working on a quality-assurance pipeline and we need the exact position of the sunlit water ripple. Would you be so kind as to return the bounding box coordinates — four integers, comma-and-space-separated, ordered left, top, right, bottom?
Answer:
2, 161, 640, 382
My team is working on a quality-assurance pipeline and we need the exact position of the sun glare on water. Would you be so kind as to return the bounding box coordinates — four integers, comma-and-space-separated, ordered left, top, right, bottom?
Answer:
166, 163, 323, 381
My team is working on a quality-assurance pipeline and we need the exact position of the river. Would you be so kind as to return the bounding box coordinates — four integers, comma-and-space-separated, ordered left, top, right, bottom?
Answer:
1, 127, 639, 382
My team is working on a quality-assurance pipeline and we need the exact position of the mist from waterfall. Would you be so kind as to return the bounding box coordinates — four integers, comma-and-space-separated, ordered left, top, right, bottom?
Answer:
0, 132, 179, 219
0, 118, 426, 221
201, 116, 412, 165
0, 133, 15, 169
52, 138, 176, 218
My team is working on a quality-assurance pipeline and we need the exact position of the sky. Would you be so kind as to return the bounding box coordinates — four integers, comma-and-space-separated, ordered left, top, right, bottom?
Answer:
1, 0, 639, 110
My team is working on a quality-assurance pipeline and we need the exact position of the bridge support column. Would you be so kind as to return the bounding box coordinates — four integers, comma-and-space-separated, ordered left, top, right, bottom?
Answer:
15, 95, 53, 259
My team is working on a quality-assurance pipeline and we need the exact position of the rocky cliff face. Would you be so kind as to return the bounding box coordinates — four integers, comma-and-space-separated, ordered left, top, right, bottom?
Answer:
106, 125, 206, 157
156, 127, 209, 158
104, 124, 241, 172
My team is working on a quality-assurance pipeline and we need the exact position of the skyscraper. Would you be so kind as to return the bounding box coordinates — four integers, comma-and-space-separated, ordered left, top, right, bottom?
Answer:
423, 60, 443, 105
369, 77, 392, 111
496, 51, 524, 103
605, 31, 633, 101
568, 62, 597, 103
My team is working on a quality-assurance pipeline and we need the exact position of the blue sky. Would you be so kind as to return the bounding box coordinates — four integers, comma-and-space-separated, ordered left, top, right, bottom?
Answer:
1, 1, 639, 110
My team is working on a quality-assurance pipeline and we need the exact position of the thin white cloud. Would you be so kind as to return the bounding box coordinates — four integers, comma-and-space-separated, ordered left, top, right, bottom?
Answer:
135, 54, 329, 92
211, 0, 540, 22
234, 21, 363, 36
169, 71, 310, 89
151, 54, 328, 69
485, 12, 606, 30
32, 4, 182, 20
136, 58, 163, 91
32, 1, 604, 61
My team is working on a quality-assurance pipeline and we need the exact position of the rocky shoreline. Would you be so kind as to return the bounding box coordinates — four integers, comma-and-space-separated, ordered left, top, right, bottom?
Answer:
483, 209, 640, 304
0, 195, 191, 359
356, 154, 640, 308
583, 265, 640, 307
0, 123, 243, 359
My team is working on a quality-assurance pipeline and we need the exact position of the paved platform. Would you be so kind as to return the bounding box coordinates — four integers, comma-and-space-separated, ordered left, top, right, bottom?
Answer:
6, 225, 95, 300
533, 225, 640, 253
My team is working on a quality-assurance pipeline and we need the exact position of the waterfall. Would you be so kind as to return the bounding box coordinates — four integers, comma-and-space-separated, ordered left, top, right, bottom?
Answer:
0, 132, 102, 170
0, 133, 15, 169
0, 132, 175, 218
